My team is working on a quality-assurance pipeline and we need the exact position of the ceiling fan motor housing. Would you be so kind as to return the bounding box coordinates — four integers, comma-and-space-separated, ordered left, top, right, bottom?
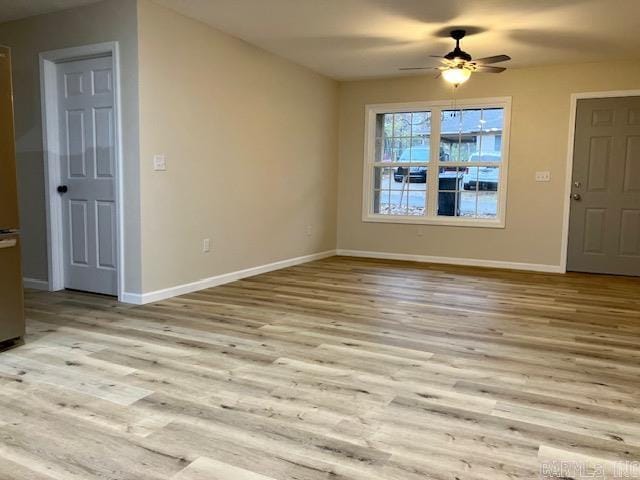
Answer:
444, 48, 472, 62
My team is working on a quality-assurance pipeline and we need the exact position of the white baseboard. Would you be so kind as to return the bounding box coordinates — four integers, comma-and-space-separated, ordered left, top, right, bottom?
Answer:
120, 247, 564, 305
336, 249, 565, 273
23, 277, 49, 290
121, 249, 337, 305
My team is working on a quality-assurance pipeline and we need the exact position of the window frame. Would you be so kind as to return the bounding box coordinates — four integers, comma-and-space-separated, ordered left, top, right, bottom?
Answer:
362, 97, 511, 228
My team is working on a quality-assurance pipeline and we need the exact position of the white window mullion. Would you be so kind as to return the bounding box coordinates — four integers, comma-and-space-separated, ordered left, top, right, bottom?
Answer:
373, 162, 429, 167
427, 107, 441, 217
364, 108, 376, 218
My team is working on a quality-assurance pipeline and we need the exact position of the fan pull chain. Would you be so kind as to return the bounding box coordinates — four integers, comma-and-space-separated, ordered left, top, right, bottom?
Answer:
450, 83, 458, 109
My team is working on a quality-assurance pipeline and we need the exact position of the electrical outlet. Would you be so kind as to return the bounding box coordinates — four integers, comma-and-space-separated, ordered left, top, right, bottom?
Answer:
202, 238, 211, 253
306, 225, 313, 236
153, 154, 166, 171
535, 171, 551, 182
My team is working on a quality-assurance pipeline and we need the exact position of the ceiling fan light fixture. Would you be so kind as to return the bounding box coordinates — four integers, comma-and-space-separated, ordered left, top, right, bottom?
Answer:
441, 66, 472, 86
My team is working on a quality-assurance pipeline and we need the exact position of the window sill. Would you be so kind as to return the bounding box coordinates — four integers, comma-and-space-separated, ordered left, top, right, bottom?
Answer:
362, 214, 505, 229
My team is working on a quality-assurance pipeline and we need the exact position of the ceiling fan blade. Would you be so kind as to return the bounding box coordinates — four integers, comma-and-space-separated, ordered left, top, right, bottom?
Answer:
476, 65, 507, 73
473, 54, 511, 65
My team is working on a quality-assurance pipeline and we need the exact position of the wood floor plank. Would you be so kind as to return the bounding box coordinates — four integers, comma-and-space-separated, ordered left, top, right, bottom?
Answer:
0, 457, 57, 480
171, 457, 277, 480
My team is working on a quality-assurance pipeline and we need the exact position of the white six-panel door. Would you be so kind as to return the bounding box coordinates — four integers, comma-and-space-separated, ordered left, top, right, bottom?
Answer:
57, 55, 117, 295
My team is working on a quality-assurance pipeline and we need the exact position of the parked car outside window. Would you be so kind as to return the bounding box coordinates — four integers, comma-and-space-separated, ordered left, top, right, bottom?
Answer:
393, 147, 449, 183
462, 153, 500, 191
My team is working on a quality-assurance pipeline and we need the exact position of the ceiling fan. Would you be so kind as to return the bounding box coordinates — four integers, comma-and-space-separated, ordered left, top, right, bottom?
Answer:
400, 29, 511, 86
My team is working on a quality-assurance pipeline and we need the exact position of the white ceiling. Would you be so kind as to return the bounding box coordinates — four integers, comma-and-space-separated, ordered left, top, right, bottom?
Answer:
0, 0, 101, 24
156, 0, 640, 80
2, 0, 639, 80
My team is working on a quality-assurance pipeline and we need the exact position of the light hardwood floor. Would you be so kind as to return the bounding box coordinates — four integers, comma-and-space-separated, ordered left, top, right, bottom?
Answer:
1, 256, 639, 479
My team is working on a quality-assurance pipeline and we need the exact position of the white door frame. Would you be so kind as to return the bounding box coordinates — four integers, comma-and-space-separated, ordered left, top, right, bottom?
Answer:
560, 89, 640, 273
39, 42, 125, 300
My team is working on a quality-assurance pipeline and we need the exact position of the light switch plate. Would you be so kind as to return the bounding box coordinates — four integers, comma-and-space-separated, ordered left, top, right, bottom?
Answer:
535, 171, 551, 182
153, 154, 166, 171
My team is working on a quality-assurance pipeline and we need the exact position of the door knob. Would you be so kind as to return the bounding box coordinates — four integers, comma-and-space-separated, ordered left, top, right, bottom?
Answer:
571, 193, 581, 201
57, 185, 68, 194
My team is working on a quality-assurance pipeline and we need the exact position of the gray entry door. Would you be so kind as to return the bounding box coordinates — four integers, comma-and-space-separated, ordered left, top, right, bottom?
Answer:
567, 96, 640, 276
57, 55, 117, 295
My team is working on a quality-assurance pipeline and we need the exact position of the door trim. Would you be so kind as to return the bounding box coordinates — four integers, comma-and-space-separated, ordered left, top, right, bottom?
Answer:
560, 89, 640, 273
39, 42, 125, 300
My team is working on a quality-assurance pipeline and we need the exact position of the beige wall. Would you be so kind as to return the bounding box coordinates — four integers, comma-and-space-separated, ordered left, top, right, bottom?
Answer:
337, 61, 640, 268
137, 0, 339, 293
0, 0, 142, 291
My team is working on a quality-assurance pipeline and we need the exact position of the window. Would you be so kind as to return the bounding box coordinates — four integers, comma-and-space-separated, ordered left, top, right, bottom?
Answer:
363, 98, 510, 227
